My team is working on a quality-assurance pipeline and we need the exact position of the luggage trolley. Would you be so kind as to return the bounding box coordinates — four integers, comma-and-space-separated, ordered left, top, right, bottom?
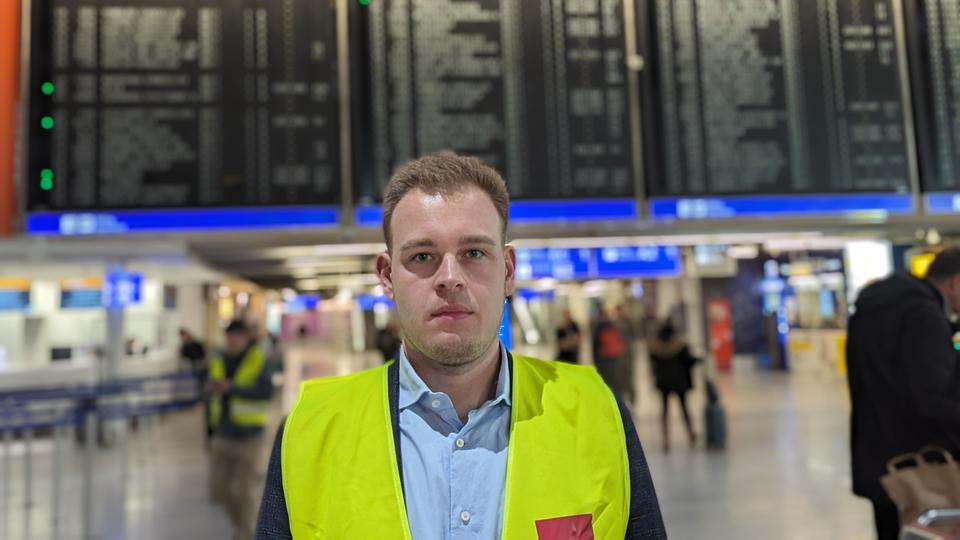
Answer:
901, 509, 960, 540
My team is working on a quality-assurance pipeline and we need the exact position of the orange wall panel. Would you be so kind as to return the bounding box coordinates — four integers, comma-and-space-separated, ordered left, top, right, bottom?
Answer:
0, 1, 19, 236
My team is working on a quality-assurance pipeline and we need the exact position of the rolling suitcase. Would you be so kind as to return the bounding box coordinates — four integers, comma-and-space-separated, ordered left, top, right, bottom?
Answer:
704, 379, 727, 450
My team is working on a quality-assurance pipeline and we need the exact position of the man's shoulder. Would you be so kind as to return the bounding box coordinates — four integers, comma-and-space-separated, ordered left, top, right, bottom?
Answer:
290, 364, 390, 420
298, 363, 388, 397
512, 354, 607, 387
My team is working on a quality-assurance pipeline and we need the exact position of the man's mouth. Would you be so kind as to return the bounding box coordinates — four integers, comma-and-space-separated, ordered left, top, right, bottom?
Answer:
431, 305, 473, 320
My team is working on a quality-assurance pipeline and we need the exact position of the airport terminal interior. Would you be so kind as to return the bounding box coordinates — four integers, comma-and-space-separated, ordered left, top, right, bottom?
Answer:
2, 0, 960, 539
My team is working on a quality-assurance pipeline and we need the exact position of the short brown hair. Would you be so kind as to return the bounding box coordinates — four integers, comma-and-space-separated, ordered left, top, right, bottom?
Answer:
381, 152, 510, 249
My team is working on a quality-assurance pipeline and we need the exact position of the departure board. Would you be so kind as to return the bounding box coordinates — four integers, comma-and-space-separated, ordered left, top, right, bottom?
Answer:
911, 0, 960, 192
27, 0, 340, 211
650, 0, 912, 196
357, 0, 635, 202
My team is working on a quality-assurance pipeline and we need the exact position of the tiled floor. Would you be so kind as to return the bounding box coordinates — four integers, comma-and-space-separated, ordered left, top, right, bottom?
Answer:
0, 343, 875, 539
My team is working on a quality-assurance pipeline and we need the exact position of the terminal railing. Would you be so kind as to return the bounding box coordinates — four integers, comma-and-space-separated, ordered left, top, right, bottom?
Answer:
0, 371, 201, 540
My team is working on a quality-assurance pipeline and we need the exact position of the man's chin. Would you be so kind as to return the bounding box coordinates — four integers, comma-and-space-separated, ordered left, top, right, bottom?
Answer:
422, 337, 487, 366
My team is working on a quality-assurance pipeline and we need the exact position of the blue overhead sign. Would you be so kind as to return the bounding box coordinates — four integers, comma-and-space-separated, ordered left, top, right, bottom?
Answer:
286, 294, 320, 312
649, 194, 914, 220
515, 248, 592, 280
356, 294, 395, 311
925, 193, 960, 214
26, 207, 340, 235
102, 272, 143, 308
594, 246, 681, 278
515, 245, 681, 280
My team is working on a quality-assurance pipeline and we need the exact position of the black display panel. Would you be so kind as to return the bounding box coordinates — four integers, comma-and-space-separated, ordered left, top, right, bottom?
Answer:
647, 0, 912, 196
355, 0, 635, 203
27, 0, 340, 211
907, 0, 960, 192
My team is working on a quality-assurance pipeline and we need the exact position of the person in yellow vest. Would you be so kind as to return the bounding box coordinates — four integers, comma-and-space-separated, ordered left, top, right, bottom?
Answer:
208, 319, 273, 540
256, 153, 666, 539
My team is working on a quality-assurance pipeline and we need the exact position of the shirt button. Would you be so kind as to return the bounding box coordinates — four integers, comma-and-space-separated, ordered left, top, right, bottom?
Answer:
431, 399, 440, 408
455, 438, 465, 449
460, 510, 471, 524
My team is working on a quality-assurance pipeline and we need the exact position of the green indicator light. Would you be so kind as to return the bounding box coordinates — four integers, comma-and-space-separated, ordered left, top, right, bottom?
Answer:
955, 342, 960, 351
359, 0, 370, 5
40, 168, 54, 179
40, 116, 54, 129
41, 82, 55, 95
40, 178, 53, 191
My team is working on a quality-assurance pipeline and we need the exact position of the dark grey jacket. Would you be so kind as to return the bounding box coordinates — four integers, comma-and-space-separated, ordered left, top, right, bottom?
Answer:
847, 273, 960, 501
256, 354, 667, 539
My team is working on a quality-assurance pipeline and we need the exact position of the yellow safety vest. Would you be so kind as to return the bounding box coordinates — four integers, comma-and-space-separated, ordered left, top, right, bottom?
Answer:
281, 354, 630, 539
208, 346, 269, 428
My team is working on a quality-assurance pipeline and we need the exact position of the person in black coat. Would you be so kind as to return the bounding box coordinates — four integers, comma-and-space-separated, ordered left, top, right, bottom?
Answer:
648, 320, 698, 452
847, 248, 960, 540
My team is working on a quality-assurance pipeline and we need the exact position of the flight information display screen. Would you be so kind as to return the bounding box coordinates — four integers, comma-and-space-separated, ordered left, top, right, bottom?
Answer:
648, 0, 912, 197
356, 0, 636, 202
27, 0, 341, 211
909, 0, 960, 196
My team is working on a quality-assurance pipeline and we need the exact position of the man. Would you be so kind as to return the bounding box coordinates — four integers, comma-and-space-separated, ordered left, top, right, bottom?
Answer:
208, 319, 274, 540
593, 306, 630, 396
179, 327, 207, 374
179, 327, 211, 441
847, 248, 960, 540
555, 309, 581, 363
614, 305, 638, 405
257, 153, 665, 538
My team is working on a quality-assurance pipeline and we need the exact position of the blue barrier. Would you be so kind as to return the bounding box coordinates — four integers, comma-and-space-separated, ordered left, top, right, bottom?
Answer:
0, 371, 202, 432
0, 371, 199, 403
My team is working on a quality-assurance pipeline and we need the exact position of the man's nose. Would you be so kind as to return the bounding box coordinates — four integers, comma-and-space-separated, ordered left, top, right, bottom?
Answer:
435, 254, 466, 291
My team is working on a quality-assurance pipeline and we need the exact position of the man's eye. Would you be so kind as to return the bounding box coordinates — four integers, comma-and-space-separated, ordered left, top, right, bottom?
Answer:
412, 253, 431, 263
466, 249, 485, 259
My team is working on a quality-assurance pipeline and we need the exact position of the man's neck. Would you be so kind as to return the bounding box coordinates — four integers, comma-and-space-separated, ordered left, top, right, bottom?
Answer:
404, 340, 502, 423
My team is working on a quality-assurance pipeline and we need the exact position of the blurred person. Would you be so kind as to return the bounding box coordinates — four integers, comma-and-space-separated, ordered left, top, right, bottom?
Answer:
265, 333, 283, 375
376, 319, 402, 362
207, 319, 273, 540
847, 248, 960, 540
125, 337, 146, 356
592, 307, 630, 397
179, 327, 211, 439
555, 309, 581, 363
648, 320, 698, 452
179, 328, 207, 375
615, 304, 638, 405
257, 153, 665, 538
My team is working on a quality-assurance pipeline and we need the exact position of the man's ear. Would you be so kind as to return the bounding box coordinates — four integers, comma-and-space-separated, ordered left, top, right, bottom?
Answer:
376, 252, 395, 300
503, 244, 516, 297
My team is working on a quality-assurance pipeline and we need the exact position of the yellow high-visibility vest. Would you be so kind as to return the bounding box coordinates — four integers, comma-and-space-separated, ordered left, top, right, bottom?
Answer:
281, 354, 630, 538
209, 346, 269, 428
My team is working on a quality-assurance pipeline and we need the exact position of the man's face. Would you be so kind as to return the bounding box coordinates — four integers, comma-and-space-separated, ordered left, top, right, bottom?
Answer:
224, 332, 248, 356
377, 187, 516, 367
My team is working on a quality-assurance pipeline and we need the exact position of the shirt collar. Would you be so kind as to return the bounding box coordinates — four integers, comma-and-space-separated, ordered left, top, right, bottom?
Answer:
398, 343, 512, 411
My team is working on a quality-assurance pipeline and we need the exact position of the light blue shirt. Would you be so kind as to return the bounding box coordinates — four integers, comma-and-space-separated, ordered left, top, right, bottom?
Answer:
398, 345, 512, 539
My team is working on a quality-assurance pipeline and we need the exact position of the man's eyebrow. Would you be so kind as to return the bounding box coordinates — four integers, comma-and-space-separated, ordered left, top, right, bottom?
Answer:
399, 238, 436, 252
459, 235, 497, 246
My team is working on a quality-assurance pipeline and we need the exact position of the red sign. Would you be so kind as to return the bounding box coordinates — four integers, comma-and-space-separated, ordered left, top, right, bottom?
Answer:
708, 299, 735, 371
535, 514, 594, 540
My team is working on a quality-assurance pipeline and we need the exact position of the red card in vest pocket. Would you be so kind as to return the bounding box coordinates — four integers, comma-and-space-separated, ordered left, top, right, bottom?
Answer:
535, 514, 594, 540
